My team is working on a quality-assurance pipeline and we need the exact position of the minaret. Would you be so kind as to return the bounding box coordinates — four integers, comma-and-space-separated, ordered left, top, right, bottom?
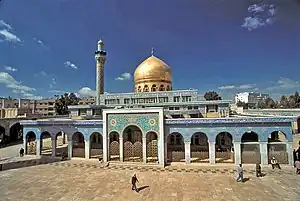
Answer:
94, 39, 107, 105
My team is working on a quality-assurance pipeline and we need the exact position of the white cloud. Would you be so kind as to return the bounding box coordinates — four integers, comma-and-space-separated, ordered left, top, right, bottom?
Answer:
4, 65, 17, 72
115, 72, 132, 81
49, 78, 57, 88
219, 84, 257, 90
242, 3, 277, 31
238, 84, 257, 89
241, 17, 265, 31
266, 78, 300, 91
0, 29, 21, 43
0, 20, 12, 30
33, 37, 49, 50
248, 4, 265, 13
78, 87, 96, 97
0, 72, 42, 99
48, 89, 67, 94
218, 85, 235, 90
34, 71, 47, 77
64, 61, 78, 70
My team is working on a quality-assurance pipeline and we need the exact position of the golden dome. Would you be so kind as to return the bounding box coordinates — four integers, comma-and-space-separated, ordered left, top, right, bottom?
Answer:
134, 55, 172, 85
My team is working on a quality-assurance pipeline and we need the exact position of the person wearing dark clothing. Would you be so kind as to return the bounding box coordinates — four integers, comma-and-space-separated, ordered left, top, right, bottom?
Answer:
293, 149, 297, 166
61, 152, 67, 161
295, 160, 300, 175
270, 157, 281, 169
256, 163, 262, 177
131, 173, 139, 192
19, 148, 24, 157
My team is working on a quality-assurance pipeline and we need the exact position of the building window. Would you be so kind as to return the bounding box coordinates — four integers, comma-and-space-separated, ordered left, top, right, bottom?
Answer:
166, 85, 170, 91
138, 86, 142, 92
151, 84, 157, 92
159, 85, 164, 91
144, 85, 149, 92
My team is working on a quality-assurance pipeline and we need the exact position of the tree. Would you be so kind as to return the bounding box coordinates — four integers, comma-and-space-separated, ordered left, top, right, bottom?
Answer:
204, 91, 222, 101
279, 95, 289, 108
264, 97, 276, 108
54, 93, 79, 115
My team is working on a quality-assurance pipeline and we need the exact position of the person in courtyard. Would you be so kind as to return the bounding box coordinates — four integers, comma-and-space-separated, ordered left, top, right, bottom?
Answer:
131, 173, 139, 192
236, 164, 243, 182
19, 148, 24, 157
256, 163, 262, 177
293, 149, 297, 166
295, 160, 300, 175
270, 157, 281, 169
61, 152, 67, 161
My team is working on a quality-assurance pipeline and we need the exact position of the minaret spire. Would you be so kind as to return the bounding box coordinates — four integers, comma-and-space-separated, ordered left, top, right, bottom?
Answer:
151, 47, 155, 56
95, 39, 107, 105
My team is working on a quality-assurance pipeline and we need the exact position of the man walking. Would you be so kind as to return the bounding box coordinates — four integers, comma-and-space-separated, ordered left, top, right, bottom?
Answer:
131, 173, 139, 192
236, 164, 243, 182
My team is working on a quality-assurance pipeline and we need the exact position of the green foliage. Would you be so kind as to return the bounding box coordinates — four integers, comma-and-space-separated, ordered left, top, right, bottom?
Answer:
204, 91, 222, 101
54, 93, 79, 115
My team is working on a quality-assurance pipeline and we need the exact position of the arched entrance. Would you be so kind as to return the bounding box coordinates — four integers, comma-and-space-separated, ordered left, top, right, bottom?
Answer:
190, 132, 209, 163
72, 132, 85, 158
241, 131, 261, 164
146, 132, 158, 163
9, 123, 23, 143
40, 131, 52, 156
167, 132, 185, 162
55, 132, 67, 156
268, 131, 288, 164
109, 131, 119, 161
215, 132, 234, 163
90, 132, 103, 159
26, 131, 36, 155
123, 126, 142, 162
0, 126, 5, 144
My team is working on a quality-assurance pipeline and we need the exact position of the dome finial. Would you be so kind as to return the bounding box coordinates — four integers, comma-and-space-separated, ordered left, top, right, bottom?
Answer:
151, 47, 155, 56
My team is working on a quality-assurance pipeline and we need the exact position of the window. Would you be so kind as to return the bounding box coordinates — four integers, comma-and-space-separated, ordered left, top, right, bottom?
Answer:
159, 85, 164, 91
151, 84, 157, 92
144, 85, 149, 92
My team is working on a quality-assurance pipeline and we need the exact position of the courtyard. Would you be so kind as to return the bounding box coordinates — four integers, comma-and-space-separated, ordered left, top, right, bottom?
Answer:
0, 157, 299, 201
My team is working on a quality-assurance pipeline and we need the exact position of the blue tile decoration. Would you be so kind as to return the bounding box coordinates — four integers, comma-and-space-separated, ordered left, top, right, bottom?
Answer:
107, 113, 159, 136
165, 117, 296, 125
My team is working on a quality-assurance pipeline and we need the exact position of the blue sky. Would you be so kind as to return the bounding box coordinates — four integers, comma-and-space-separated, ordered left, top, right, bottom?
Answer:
0, 0, 299, 100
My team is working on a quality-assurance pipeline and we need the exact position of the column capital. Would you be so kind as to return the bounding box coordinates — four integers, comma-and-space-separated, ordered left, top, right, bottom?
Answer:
259, 141, 268, 144
208, 141, 215, 144
233, 141, 241, 144
184, 141, 191, 144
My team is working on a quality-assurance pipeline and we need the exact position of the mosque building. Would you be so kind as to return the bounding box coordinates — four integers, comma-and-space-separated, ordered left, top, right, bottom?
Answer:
21, 40, 296, 167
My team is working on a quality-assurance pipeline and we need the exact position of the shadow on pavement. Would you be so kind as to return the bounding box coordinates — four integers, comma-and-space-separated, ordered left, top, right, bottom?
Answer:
137, 185, 149, 192
0, 140, 23, 149
0, 156, 68, 172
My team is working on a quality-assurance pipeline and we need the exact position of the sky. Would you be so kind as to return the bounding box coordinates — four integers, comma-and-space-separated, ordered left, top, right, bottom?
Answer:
0, 0, 299, 100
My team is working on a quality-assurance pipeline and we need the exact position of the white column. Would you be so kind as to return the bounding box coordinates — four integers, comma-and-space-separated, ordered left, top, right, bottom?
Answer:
164, 141, 168, 162
36, 139, 41, 157
143, 137, 147, 163
68, 139, 72, 158
85, 140, 90, 159
286, 142, 294, 166
51, 138, 56, 157
260, 142, 268, 165
23, 137, 27, 155
208, 141, 215, 164
119, 137, 123, 162
107, 137, 110, 161
233, 142, 241, 165
184, 142, 191, 164
62, 132, 66, 144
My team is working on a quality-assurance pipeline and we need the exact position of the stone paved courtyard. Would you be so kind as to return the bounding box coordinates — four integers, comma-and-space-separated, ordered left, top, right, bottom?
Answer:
0, 158, 300, 201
